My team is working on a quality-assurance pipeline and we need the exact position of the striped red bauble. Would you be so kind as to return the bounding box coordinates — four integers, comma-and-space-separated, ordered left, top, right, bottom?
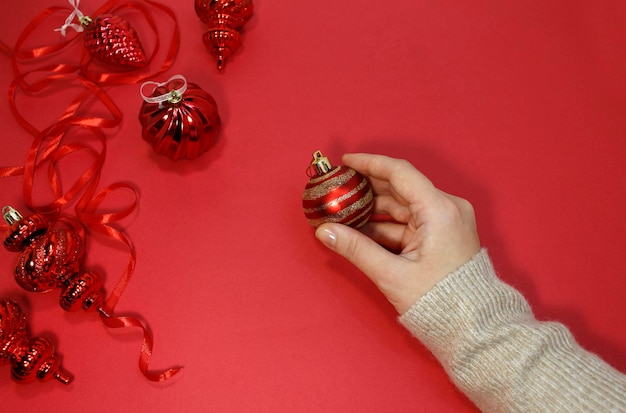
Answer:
302, 151, 373, 228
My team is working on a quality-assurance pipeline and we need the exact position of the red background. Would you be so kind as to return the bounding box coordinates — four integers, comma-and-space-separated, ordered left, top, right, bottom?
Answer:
1, 1, 625, 411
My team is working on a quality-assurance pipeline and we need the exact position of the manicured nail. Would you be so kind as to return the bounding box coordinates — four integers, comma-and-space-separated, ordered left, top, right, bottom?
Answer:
315, 227, 337, 248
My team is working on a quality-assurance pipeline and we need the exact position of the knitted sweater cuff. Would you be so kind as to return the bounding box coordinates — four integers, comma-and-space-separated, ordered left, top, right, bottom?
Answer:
398, 249, 626, 412
398, 249, 526, 363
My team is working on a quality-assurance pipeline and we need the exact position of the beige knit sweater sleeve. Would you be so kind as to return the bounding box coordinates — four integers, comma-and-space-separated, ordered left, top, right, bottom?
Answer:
399, 249, 626, 412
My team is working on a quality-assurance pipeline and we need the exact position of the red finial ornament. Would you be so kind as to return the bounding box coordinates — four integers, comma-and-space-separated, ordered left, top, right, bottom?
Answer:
194, 0, 254, 71
139, 75, 221, 161
0, 299, 72, 384
302, 151, 374, 228
2, 207, 104, 313
56, 0, 147, 68
2, 206, 181, 382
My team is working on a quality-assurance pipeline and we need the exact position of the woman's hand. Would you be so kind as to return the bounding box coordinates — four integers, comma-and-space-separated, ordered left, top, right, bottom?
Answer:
315, 153, 481, 314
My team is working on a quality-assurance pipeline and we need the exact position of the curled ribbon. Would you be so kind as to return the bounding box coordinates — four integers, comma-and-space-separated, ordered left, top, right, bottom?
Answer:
75, 185, 182, 382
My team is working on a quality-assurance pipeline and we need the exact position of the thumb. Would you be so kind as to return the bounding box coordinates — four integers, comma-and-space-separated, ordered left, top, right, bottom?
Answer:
315, 223, 394, 282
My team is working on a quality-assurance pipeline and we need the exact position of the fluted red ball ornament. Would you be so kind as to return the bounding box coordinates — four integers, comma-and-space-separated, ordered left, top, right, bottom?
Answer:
302, 151, 374, 228
2, 207, 104, 313
195, 0, 254, 70
0, 299, 72, 384
139, 75, 221, 161
57, 0, 147, 68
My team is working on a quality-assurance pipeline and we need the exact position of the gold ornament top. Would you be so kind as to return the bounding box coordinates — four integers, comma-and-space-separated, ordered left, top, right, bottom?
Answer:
2, 206, 22, 225
310, 150, 333, 176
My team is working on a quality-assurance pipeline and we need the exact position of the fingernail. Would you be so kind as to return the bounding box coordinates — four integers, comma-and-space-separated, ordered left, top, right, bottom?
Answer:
315, 227, 337, 248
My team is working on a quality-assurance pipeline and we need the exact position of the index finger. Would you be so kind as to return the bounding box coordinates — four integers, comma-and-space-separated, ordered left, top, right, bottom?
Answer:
342, 153, 436, 205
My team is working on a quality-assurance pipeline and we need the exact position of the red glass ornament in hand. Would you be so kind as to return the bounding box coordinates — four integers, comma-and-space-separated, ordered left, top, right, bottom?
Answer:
56, 0, 147, 68
195, 0, 254, 70
2, 207, 104, 313
0, 299, 72, 384
139, 75, 221, 161
302, 151, 374, 228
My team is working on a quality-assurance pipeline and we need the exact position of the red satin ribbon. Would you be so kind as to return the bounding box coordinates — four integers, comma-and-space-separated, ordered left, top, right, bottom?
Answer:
0, 70, 122, 181
75, 182, 137, 314
10, 69, 124, 133
100, 314, 181, 382
1, 0, 182, 382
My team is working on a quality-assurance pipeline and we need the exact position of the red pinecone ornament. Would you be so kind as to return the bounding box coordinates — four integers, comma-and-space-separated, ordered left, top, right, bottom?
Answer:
0, 299, 72, 384
81, 14, 147, 68
195, 0, 254, 70
302, 151, 374, 228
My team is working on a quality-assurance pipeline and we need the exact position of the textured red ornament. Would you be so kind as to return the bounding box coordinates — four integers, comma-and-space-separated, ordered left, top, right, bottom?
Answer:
195, 0, 254, 70
81, 14, 147, 68
15, 227, 84, 293
139, 75, 221, 161
57, 0, 147, 68
0, 299, 72, 384
2, 207, 104, 313
302, 151, 374, 228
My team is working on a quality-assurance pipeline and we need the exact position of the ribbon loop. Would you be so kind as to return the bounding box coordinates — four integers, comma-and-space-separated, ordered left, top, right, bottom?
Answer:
55, 0, 87, 36
140, 74, 188, 104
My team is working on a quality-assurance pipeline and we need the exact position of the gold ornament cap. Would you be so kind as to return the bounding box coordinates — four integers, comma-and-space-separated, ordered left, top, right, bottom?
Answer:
310, 150, 333, 176
2, 206, 23, 225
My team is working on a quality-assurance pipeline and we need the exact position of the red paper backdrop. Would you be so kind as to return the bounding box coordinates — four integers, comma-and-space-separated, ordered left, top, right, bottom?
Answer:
1, 1, 625, 411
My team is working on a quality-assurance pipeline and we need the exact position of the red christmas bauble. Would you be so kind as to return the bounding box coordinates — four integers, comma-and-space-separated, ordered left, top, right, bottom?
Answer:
302, 151, 374, 228
56, 2, 148, 69
139, 75, 221, 161
0, 299, 72, 384
194, 0, 254, 70
81, 14, 147, 68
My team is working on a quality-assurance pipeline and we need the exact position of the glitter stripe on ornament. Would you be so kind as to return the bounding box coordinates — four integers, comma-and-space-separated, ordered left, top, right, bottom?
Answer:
302, 167, 355, 201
